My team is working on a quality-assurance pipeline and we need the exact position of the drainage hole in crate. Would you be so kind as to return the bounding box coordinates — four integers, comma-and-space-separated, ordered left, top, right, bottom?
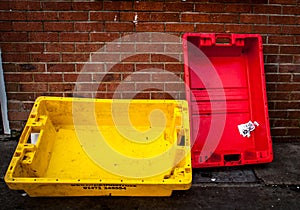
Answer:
34, 179, 36, 181
121, 180, 123, 182
56, 179, 59, 181
224, 154, 241, 162
78, 179, 80, 182
141, 180, 144, 182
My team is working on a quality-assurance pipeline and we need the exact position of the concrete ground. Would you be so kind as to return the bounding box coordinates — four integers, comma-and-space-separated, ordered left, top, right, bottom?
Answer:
0, 137, 299, 209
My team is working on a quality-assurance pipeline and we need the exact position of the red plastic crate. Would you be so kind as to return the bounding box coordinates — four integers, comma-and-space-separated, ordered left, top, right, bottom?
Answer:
183, 33, 273, 168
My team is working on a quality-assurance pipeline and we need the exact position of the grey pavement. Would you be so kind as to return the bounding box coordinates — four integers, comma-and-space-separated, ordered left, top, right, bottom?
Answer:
0, 137, 299, 209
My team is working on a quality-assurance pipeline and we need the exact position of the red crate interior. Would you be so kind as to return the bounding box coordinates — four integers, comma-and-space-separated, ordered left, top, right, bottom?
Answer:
183, 33, 273, 168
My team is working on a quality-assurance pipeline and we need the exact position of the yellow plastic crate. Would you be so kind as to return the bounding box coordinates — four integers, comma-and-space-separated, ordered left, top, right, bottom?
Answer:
5, 97, 192, 197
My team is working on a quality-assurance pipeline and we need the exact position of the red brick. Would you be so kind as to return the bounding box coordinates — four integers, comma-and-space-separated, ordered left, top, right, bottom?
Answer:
49, 83, 74, 92
253, 5, 281, 14
91, 53, 120, 62
195, 3, 224, 13
135, 64, 164, 71
1, 43, 43, 53
90, 12, 118, 21
135, 2, 163, 11
151, 92, 176, 100
120, 12, 150, 22
123, 73, 150, 82
59, 33, 89, 42
58, 12, 88, 21
253, 25, 281, 34
122, 92, 150, 99
135, 43, 163, 53
151, 54, 178, 62
288, 111, 300, 118
290, 92, 300, 100
294, 56, 300, 64
269, 0, 298, 4
47, 64, 75, 72
287, 128, 300, 136
31, 54, 60, 62
17, 64, 45, 72
269, 16, 296, 25
90, 32, 120, 42
269, 110, 287, 118
277, 83, 300, 91
20, 83, 48, 92
150, 12, 179, 22
77, 63, 100, 72
106, 43, 135, 53
165, 23, 194, 32
272, 119, 300, 127
0, 1, 10, 10
165, 63, 183, 72
282, 26, 300, 35
8, 102, 21, 111
270, 128, 286, 136
224, 4, 252, 13
41, 2, 72, 11
210, 14, 239, 23
267, 55, 293, 63
136, 83, 164, 91
263, 45, 279, 54
34, 74, 63, 82
240, 14, 268, 24
293, 74, 300, 82
0, 12, 26, 20
151, 33, 181, 43
7, 93, 34, 101
105, 22, 134, 32
62, 54, 89, 62
0, 32, 27, 42
107, 64, 134, 73
75, 22, 104, 32
9, 1, 41, 10
264, 65, 278, 73
275, 101, 300, 109
225, 24, 252, 33
0, 22, 12, 31
104, 1, 132, 10
121, 54, 150, 62
136, 23, 164, 32
29, 32, 58, 42
99, 73, 122, 82
165, 82, 185, 91
75, 43, 104, 53
267, 92, 290, 100
46, 43, 75, 52
152, 73, 180, 82
280, 46, 300, 54
106, 82, 134, 91
44, 22, 74, 32
164, 3, 193, 12
282, 6, 300, 15
72, 2, 103, 11
279, 65, 299, 73
4, 73, 33, 82
12, 22, 43, 32
165, 44, 183, 53
181, 13, 210, 22
64, 73, 92, 83
268, 35, 294, 44
27, 12, 58, 21
2, 54, 30, 62
293, 35, 300, 46
196, 24, 224, 33
8, 111, 30, 121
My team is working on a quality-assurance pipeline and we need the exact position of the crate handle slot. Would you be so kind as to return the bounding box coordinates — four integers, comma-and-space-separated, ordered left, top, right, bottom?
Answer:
224, 154, 241, 162
215, 34, 232, 45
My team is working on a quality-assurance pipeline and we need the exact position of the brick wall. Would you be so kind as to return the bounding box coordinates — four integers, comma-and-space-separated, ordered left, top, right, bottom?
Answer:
0, 0, 299, 141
